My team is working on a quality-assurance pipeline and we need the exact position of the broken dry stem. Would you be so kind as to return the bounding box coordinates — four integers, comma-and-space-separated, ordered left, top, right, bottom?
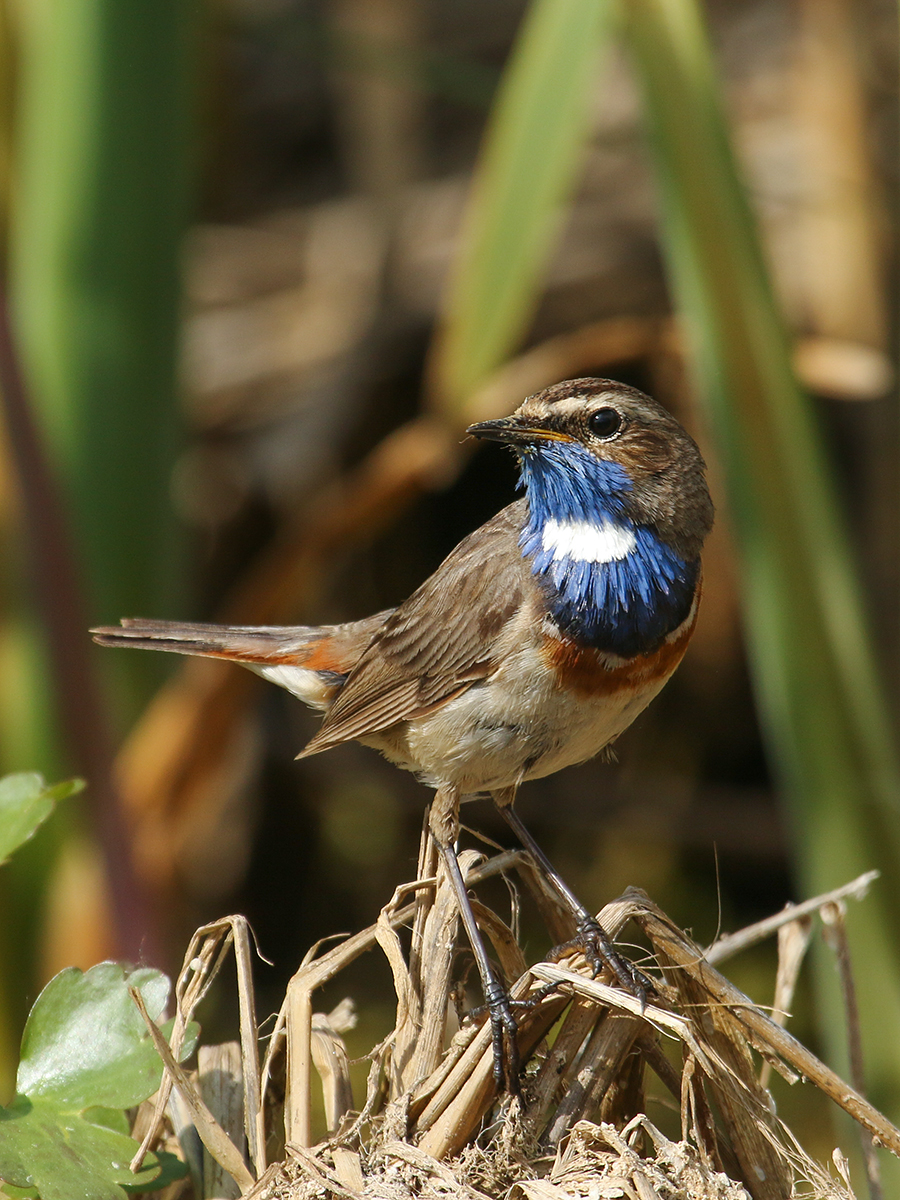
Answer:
277, 847, 527, 1146
705, 870, 878, 964
142, 845, 900, 1200
130, 986, 255, 1193
635, 895, 900, 1156
131, 914, 260, 1174
544, 1012, 645, 1148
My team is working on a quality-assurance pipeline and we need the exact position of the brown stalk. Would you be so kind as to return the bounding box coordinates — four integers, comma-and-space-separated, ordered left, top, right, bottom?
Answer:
758, 915, 811, 1090
310, 1009, 355, 1135
469, 895, 529, 983
543, 1013, 644, 1147
520, 996, 599, 1140
198, 1041, 246, 1200
130, 986, 255, 1193
821, 901, 883, 1200
652, 946, 793, 1200
395, 842, 466, 1092
705, 870, 878, 965
634, 893, 900, 1157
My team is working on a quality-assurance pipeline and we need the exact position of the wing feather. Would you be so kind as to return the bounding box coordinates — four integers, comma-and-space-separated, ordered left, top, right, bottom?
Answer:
300, 501, 530, 756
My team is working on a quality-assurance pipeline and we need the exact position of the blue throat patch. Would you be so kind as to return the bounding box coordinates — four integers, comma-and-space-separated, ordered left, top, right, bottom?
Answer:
517, 441, 698, 657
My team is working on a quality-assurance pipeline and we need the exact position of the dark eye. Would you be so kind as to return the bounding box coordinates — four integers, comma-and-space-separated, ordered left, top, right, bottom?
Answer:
588, 407, 622, 439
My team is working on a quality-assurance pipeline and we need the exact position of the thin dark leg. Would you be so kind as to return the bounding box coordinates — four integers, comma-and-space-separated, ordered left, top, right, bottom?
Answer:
429, 786, 521, 1094
435, 839, 521, 1094
496, 799, 653, 1003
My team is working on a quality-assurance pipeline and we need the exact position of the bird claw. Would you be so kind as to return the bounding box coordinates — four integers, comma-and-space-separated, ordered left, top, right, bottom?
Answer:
470, 975, 583, 1095
548, 917, 655, 1007
479, 980, 522, 1096
473, 923, 653, 1093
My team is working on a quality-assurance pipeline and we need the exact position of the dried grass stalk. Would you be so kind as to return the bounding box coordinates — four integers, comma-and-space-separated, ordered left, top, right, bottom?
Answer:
130, 986, 255, 1193
141, 821, 897, 1200
198, 1041, 246, 1200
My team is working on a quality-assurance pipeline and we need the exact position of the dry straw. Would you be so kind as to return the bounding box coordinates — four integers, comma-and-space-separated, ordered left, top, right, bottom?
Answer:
130, 824, 897, 1200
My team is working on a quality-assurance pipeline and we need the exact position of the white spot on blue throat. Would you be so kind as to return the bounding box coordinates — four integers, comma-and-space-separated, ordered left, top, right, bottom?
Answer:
541, 517, 637, 564
516, 438, 698, 656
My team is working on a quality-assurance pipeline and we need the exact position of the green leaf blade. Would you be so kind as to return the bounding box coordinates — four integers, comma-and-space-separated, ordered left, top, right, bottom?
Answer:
621, 0, 900, 1114
432, 0, 614, 413
0, 774, 82, 864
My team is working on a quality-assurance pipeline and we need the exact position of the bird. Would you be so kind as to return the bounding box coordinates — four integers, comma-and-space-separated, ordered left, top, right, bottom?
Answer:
93, 377, 714, 1091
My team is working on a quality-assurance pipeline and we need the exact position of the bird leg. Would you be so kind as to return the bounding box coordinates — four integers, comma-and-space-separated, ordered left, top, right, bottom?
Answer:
428, 786, 521, 1094
493, 791, 653, 1003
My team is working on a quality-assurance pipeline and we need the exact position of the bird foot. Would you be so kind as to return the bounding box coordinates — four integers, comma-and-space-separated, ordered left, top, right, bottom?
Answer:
479, 979, 522, 1096
548, 917, 655, 1006
468, 977, 573, 1095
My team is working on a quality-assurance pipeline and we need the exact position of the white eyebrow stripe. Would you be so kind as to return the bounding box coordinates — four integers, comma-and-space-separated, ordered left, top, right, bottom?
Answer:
541, 517, 636, 563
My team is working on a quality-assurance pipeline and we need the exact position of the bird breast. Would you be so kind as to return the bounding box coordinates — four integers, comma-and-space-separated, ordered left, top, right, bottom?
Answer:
364, 589, 699, 793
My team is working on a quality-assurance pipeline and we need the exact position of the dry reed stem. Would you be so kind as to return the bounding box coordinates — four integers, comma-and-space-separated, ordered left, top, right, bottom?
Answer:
632, 893, 900, 1155
395, 810, 442, 1084
519, 995, 599, 1140
198, 1041, 246, 1199
705, 870, 878, 964
131, 914, 262, 1175
130, 986, 255, 1193
331, 1145, 365, 1194
758, 916, 812, 1091
771, 917, 813, 1028
544, 1012, 644, 1148
398, 847, 468, 1091
141, 848, 900, 1199
285, 986, 314, 1148
653, 948, 794, 1199
310, 1005, 356, 1135
821, 901, 883, 1200
470, 897, 529, 982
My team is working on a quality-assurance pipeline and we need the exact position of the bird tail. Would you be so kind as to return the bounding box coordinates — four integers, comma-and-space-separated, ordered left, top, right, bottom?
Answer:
91, 618, 324, 663
91, 612, 393, 711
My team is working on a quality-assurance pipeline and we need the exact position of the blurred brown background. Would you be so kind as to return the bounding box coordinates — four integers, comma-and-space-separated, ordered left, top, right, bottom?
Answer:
1, 0, 898, 1154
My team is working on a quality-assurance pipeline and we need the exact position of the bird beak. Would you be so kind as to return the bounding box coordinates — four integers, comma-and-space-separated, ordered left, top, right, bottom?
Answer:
466, 416, 570, 445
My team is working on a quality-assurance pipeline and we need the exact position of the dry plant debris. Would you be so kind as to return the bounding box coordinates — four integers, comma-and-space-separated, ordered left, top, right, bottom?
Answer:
135, 831, 898, 1200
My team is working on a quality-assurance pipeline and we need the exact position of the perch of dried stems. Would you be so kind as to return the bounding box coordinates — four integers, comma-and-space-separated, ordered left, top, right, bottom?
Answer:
131, 816, 899, 1200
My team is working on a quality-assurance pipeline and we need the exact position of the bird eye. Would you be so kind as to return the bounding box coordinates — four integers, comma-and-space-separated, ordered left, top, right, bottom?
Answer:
588, 407, 622, 439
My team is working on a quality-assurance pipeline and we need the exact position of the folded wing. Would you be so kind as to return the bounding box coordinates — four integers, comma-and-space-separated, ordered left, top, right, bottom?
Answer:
300, 502, 531, 755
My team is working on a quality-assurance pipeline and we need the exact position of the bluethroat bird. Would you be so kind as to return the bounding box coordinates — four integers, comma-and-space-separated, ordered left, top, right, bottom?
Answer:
93, 378, 714, 1091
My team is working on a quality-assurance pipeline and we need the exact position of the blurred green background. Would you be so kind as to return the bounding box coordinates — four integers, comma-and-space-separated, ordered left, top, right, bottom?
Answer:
1, 0, 899, 1176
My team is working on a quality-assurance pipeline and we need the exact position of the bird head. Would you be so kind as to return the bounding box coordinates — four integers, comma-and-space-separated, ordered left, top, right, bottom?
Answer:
467, 378, 714, 561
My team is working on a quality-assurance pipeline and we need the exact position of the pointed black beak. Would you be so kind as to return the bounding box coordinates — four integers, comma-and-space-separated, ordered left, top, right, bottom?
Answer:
466, 417, 569, 445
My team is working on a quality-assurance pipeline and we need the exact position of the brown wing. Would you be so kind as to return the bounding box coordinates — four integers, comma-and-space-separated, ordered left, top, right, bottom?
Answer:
299, 501, 531, 756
